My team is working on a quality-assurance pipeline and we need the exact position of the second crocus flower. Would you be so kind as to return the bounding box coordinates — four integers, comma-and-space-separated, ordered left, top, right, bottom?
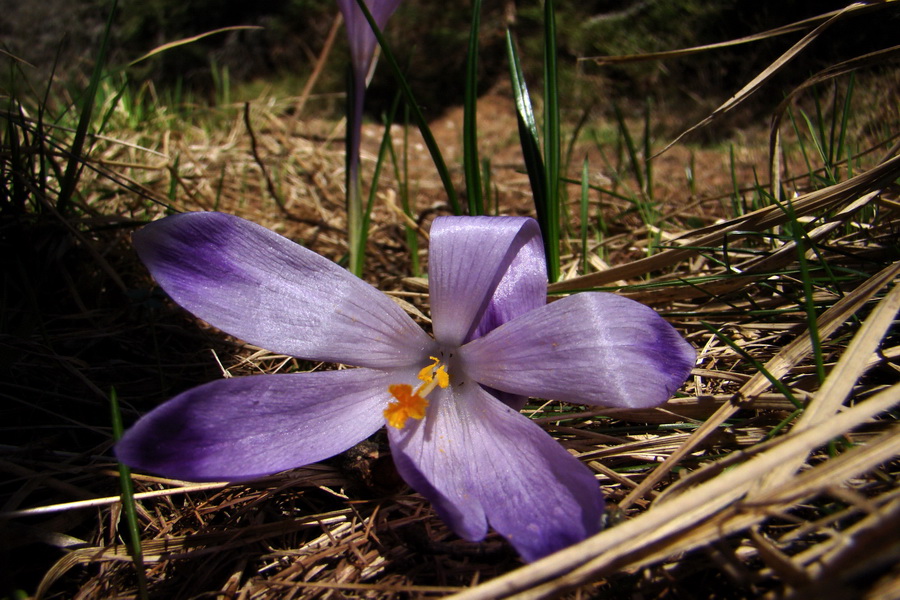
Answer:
336, 0, 402, 275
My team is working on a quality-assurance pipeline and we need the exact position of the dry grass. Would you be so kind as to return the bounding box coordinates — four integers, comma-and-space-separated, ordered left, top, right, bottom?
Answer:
2, 52, 899, 600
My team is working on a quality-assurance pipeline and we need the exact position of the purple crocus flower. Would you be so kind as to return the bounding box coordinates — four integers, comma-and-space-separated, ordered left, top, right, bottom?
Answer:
337, 0, 401, 182
335, 0, 402, 274
117, 212, 695, 561
336, 0, 401, 89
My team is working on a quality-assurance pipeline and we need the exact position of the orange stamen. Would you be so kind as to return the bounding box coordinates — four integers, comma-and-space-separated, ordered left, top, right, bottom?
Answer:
417, 356, 442, 382
384, 383, 429, 430
386, 357, 451, 429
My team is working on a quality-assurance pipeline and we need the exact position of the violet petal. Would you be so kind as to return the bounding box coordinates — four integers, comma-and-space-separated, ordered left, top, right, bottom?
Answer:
335, 0, 402, 78
429, 216, 546, 347
335, 0, 402, 192
461, 292, 696, 408
134, 212, 434, 368
115, 368, 402, 481
387, 383, 603, 562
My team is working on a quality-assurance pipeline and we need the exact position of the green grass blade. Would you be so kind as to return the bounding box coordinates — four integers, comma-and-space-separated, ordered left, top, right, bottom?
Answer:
352, 0, 459, 214
482, 157, 496, 215
764, 408, 805, 440
463, 0, 484, 215
95, 77, 129, 136
580, 156, 590, 275
563, 106, 593, 181
612, 103, 645, 197
505, 31, 541, 149
826, 83, 839, 168
360, 94, 403, 266
787, 106, 815, 182
57, 0, 118, 214
110, 388, 150, 600
836, 74, 855, 178
729, 144, 742, 215
542, 0, 561, 282
800, 107, 833, 183
345, 66, 365, 276
642, 98, 654, 202
388, 102, 421, 277
701, 323, 803, 410
771, 195, 827, 384
506, 30, 550, 259
686, 150, 696, 198
813, 85, 828, 165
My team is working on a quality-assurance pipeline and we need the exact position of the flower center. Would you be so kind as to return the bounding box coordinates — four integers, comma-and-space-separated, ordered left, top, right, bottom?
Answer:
384, 356, 449, 429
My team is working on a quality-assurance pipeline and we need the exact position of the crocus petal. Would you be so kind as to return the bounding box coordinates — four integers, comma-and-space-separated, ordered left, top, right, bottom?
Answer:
336, 0, 402, 202
116, 368, 403, 481
388, 383, 603, 562
336, 0, 402, 77
429, 216, 546, 347
134, 212, 434, 368
461, 292, 696, 409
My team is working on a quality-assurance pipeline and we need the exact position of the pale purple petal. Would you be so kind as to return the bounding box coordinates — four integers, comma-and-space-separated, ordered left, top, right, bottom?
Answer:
134, 212, 434, 368
429, 216, 546, 347
468, 221, 548, 342
387, 383, 603, 562
461, 293, 696, 409
116, 368, 402, 481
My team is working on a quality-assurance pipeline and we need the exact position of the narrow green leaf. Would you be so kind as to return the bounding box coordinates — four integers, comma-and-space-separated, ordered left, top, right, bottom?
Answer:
770, 195, 827, 384
506, 31, 540, 144
361, 93, 403, 261
463, 0, 483, 215
345, 66, 365, 276
612, 103, 644, 197
826, 82, 839, 169
110, 388, 150, 600
701, 323, 804, 410
506, 30, 550, 268
388, 102, 421, 277
580, 156, 590, 275
787, 106, 815, 181
57, 0, 118, 214
836, 74, 855, 179
642, 98, 654, 202
729, 144, 741, 215
542, 0, 561, 282
352, 0, 459, 214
